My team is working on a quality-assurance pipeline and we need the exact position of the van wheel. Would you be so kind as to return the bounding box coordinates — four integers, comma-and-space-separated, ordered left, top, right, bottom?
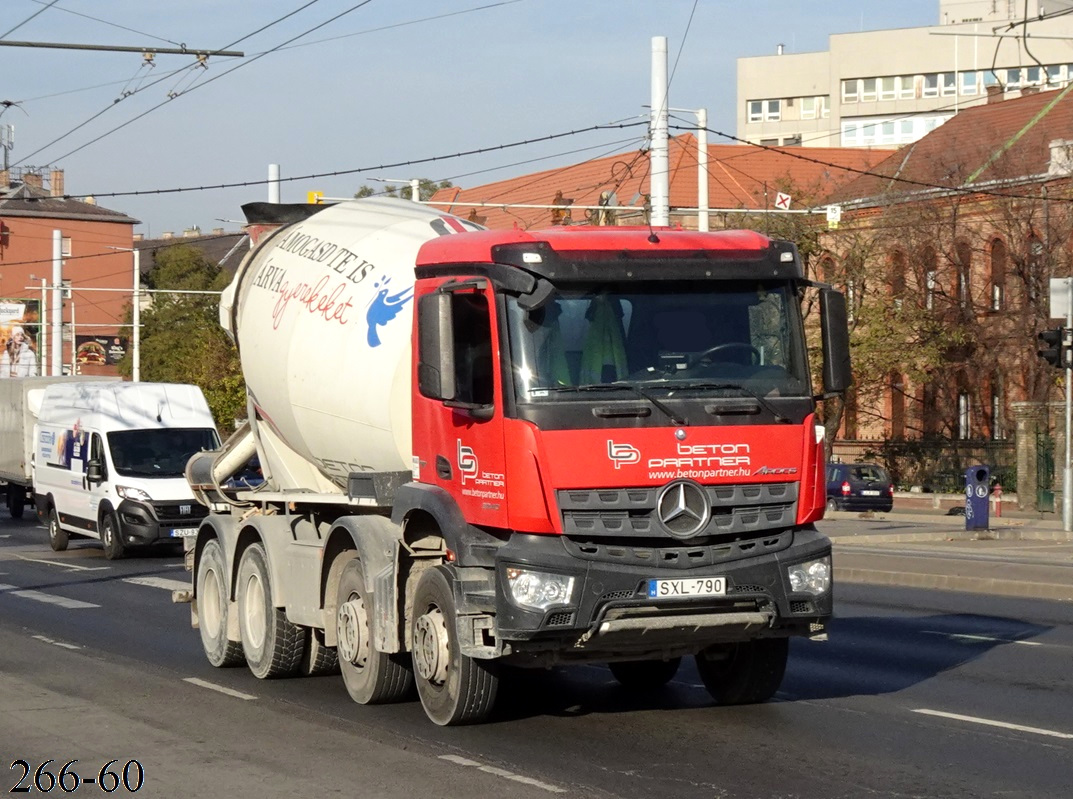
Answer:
101, 512, 125, 560
197, 539, 244, 667
237, 543, 304, 679
47, 508, 68, 552
695, 638, 788, 705
825, 498, 838, 513
608, 657, 681, 690
335, 559, 411, 700
412, 565, 498, 726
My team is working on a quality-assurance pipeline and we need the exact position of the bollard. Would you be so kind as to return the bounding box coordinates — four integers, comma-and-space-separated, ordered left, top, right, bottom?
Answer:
993, 482, 1002, 518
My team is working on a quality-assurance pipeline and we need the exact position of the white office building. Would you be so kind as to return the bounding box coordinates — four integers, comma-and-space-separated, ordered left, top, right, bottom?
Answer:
737, 0, 1073, 148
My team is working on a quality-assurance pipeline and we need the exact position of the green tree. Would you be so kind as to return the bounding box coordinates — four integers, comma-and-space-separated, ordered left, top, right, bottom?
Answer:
353, 178, 452, 201
117, 244, 246, 434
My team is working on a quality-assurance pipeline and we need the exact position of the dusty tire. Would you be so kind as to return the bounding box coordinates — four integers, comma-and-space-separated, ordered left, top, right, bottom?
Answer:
301, 627, 340, 677
196, 539, 244, 668
47, 507, 68, 552
237, 543, 304, 679
825, 498, 838, 513
695, 638, 788, 705
609, 657, 681, 690
411, 566, 498, 726
335, 559, 411, 701
100, 511, 126, 560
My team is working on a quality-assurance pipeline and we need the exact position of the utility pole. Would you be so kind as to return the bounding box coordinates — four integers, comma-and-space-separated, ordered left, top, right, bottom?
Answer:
50, 231, 62, 377
650, 36, 669, 226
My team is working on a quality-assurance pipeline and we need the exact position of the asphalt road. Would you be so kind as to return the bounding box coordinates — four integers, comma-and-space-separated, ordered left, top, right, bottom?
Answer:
2, 515, 1071, 798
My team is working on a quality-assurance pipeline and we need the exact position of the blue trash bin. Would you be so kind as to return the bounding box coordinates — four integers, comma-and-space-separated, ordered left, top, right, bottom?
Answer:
964, 465, 990, 531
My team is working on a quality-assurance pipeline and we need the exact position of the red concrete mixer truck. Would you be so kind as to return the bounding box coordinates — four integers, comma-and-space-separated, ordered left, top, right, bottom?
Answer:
181, 197, 852, 726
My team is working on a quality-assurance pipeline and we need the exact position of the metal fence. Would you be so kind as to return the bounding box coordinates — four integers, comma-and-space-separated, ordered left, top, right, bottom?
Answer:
831, 438, 1017, 493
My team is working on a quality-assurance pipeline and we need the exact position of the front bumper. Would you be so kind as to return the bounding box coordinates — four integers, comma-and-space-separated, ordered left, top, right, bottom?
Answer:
115, 499, 207, 546
489, 527, 831, 660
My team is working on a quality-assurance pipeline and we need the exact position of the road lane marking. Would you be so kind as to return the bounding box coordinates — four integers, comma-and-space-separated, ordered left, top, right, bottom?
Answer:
921, 631, 1042, 646
0, 583, 99, 609
439, 755, 567, 794
32, 634, 82, 650
15, 554, 110, 572
123, 576, 190, 592
913, 709, 1073, 740
182, 677, 257, 701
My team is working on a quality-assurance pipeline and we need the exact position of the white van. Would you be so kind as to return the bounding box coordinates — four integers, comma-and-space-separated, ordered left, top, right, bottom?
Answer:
33, 381, 220, 559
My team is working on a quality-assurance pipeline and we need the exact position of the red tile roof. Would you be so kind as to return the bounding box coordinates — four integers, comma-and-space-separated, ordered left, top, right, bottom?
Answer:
428, 135, 895, 229
832, 86, 1073, 204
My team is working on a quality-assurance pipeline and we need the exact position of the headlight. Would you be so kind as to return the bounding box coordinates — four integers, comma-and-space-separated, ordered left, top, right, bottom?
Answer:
116, 485, 152, 502
787, 556, 831, 596
505, 567, 576, 611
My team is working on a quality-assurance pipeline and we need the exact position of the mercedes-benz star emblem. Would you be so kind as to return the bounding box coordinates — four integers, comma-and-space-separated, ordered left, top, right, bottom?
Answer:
656, 480, 710, 538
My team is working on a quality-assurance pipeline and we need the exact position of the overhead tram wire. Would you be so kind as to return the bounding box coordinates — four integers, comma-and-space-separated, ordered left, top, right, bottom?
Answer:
27, 0, 185, 46
31, 0, 378, 167
0, 0, 61, 40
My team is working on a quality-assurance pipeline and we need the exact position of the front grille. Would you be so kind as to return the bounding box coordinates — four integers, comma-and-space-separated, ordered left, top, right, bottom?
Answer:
545, 611, 575, 627
152, 501, 208, 523
559, 482, 797, 540
563, 531, 793, 570
790, 600, 815, 614
599, 589, 638, 602
729, 584, 767, 594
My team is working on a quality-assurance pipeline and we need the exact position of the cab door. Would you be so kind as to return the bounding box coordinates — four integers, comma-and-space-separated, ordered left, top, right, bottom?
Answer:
84, 432, 113, 532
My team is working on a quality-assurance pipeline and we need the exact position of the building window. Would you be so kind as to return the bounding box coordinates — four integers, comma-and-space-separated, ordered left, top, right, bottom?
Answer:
880, 76, 897, 101
890, 372, 906, 439
1047, 64, 1063, 85
764, 99, 781, 121
961, 71, 979, 95
958, 392, 971, 440
984, 70, 1001, 87
1006, 68, 1021, 88
991, 376, 1004, 440
956, 241, 972, 307
801, 96, 817, 119
941, 72, 957, 96
860, 78, 877, 102
61, 237, 72, 257
842, 79, 859, 103
925, 269, 937, 310
923, 73, 939, 97
898, 75, 916, 99
748, 100, 763, 122
1026, 65, 1042, 85
990, 238, 1006, 311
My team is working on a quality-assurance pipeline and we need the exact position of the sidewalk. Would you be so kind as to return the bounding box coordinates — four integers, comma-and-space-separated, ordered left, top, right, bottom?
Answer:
824, 500, 1073, 602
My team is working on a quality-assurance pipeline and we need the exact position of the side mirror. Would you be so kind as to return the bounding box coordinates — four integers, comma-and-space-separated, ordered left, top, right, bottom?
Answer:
819, 288, 852, 395
86, 460, 104, 484
417, 292, 457, 401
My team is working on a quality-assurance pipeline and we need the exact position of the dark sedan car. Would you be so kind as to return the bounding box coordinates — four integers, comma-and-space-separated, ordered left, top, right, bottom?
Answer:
825, 462, 894, 512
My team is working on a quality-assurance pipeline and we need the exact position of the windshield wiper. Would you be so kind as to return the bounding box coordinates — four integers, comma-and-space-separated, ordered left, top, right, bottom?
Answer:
664, 381, 791, 423
543, 382, 688, 425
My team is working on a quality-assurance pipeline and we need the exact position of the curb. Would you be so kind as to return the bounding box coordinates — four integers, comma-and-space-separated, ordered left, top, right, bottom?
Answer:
830, 529, 1073, 544
835, 567, 1073, 602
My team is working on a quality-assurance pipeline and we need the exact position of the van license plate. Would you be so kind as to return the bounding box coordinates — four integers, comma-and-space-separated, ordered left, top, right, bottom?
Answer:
861, 490, 881, 496
170, 528, 198, 538
648, 577, 726, 598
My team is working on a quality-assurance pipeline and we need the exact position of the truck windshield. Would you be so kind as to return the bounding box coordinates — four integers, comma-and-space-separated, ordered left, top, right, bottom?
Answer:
108, 428, 220, 478
505, 281, 810, 402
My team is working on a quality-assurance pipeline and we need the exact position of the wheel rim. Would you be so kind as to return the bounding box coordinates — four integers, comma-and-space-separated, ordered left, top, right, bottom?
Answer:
336, 593, 369, 667
201, 565, 224, 638
242, 571, 267, 650
413, 605, 449, 685
49, 516, 59, 541
103, 518, 113, 546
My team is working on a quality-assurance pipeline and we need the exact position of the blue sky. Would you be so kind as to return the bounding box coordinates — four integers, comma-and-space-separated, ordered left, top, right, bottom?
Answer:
1, 1, 937, 236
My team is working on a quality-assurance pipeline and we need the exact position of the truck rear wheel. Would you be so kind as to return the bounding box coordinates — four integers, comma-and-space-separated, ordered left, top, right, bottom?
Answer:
237, 543, 304, 679
197, 539, 244, 668
411, 566, 498, 726
608, 657, 681, 690
335, 559, 411, 701
7, 485, 24, 519
47, 508, 68, 552
100, 512, 126, 560
301, 628, 339, 677
695, 638, 788, 705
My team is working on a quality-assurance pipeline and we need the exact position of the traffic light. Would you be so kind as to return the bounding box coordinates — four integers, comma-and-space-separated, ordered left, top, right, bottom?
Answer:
1037, 327, 1069, 368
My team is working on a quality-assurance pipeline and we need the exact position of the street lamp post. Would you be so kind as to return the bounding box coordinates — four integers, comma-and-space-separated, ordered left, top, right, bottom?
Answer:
107, 245, 141, 381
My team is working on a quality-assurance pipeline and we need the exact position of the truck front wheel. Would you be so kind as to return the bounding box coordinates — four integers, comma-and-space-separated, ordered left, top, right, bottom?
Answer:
335, 559, 411, 701
237, 543, 304, 679
695, 638, 789, 705
411, 566, 498, 726
197, 538, 244, 667
47, 508, 68, 552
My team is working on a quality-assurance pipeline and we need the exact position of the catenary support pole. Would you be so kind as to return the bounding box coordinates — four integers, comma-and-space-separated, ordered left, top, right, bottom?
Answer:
650, 36, 669, 226
1064, 276, 1072, 532
51, 230, 62, 377
268, 164, 280, 204
133, 248, 141, 382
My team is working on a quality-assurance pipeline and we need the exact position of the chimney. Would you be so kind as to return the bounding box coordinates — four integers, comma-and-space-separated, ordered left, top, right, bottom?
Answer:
777, 43, 784, 55
133, 233, 144, 242
50, 168, 64, 197
161, 231, 174, 239
986, 85, 1005, 103
23, 172, 42, 189
183, 226, 201, 238
83, 196, 96, 205
212, 227, 224, 235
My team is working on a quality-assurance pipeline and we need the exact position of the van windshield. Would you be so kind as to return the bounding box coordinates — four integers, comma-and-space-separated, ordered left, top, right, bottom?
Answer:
108, 428, 219, 478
